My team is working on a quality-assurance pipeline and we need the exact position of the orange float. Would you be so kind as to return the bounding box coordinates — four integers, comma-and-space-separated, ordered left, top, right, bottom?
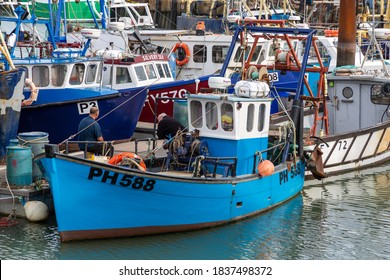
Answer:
108, 152, 146, 171
171, 42, 191, 66
257, 160, 275, 177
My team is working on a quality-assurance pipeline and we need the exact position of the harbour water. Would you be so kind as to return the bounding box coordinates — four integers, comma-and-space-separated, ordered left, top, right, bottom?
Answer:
1, 165, 390, 260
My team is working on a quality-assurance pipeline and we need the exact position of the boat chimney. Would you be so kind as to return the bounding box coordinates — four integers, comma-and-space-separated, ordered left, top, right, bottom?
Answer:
336, 0, 357, 67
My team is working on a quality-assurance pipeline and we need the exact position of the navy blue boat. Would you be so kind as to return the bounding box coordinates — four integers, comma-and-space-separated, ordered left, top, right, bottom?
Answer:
0, 68, 26, 161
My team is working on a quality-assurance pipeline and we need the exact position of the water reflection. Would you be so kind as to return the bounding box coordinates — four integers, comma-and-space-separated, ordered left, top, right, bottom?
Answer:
0, 215, 60, 260
58, 195, 304, 260
300, 166, 390, 259
1, 165, 390, 260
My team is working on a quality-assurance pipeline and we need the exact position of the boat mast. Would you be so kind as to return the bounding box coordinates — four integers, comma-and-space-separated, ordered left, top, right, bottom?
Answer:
361, 0, 389, 74
336, 0, 356, 67
99, 0, 107, 29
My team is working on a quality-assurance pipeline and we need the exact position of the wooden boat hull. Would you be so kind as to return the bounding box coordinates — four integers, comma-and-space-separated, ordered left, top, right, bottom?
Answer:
307, 121, 390, 179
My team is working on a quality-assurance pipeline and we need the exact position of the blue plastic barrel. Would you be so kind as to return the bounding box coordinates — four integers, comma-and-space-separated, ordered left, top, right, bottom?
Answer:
18, 132, 49, 181
6, 146, 33, 186
9, 139, 19, 146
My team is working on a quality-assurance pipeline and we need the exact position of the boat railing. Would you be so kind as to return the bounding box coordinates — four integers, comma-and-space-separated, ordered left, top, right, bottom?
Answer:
192, 155, 237, 178
63, 140, 115, 158
252, 142, 288, 174
134, 137, 158, 154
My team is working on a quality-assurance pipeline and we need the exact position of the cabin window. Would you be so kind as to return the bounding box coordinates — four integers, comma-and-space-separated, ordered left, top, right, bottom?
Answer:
212, 45, 229, 63
250, 46, 263, 62
102, 66, 112, 86
316, 41, 331, 64
268, 40, 282, 57
163, 64, 172, 78
247, 104, 255, 132
257, 104, 266, 132
280, 41, 291, 51
32, 66, 49, 87
156, 63, 165, 78
371, 84, 390, 105
301, 40, 327, 63
193, 45, 207, 63
110, 7, 127, 22
115, 66, 132, 84
69, 63, 85, 85
221, 103, 233, 131
135, 65, 147, 81
190, 100, 203, 128
205, 102, 218, 130
233, 46, 251, 63
145, 64, 157, 79
291, 41, 298, 52
258, 49, 266, 64
51, 65, 66, 87
96, 63, 102, 83
133, 5, 148, 17
86, 63, 99, 84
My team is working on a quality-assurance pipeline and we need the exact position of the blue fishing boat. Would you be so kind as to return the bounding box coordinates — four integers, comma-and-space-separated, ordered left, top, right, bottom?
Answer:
37, 22, 319, 242
0, 6, 151, 144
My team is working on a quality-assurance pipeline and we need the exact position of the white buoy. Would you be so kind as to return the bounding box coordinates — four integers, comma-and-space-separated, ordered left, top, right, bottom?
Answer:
24, 201, 49, 222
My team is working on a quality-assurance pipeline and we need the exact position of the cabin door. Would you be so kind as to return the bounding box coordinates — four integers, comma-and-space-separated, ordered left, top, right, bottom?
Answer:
332, 82, 361, 134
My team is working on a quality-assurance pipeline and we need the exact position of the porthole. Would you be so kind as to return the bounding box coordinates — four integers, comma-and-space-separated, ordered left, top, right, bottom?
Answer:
342, 87, 353, 99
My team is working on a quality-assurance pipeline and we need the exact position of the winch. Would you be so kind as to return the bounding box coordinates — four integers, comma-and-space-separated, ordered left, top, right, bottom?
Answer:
164, 131, 209, 171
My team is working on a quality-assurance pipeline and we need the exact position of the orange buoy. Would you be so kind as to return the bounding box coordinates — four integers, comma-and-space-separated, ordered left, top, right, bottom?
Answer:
257, 160, 275, 177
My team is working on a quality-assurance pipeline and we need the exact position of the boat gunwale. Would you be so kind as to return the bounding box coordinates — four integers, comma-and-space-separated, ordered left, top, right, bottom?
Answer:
39, 152, 299, 184
323, 119, 390, 142
19, 91, 125, 109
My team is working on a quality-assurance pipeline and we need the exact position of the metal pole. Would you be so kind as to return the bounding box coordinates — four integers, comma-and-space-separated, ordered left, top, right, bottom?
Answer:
336, 0, 357, 67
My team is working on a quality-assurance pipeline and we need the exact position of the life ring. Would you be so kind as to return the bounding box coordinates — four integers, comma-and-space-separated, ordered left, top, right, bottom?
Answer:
171, 42, 190, 66
22, 78, 38, 106
108, 152, 146, 171
324, 29, 338, 37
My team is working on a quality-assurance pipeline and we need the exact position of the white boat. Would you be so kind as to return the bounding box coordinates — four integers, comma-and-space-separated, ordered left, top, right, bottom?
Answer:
304, 0, 390, 179
306, 68, 390, 179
